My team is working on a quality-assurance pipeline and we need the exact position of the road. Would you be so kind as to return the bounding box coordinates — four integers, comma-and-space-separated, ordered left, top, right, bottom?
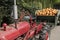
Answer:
50, 26, 60, 40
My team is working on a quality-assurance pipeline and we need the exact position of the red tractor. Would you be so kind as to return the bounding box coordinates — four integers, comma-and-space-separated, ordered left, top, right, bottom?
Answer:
0, 14, 51, 40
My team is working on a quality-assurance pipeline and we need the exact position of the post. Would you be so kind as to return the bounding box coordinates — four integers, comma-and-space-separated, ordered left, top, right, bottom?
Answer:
14, 0, 16, 5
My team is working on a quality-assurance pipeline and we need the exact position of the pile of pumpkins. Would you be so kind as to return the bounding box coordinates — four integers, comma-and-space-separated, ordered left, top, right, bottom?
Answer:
35, 8, 58, 16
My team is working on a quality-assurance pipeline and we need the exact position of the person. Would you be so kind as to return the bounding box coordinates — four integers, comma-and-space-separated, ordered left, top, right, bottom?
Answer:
19, 9, 25, 21
23, 10, 31, 21
25, 10, 30, 16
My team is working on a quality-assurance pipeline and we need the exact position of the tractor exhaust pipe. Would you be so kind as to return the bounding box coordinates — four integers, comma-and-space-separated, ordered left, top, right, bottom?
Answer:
13, 0, 18, 29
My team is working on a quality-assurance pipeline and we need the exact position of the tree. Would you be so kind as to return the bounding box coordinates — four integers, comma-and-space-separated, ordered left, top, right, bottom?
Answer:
0, 0, 13, 26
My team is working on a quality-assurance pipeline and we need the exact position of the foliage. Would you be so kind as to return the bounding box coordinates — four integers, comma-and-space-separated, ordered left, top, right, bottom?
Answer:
0, 0, 13, 26
54, 0, 60, 3
0, 0, 60, 26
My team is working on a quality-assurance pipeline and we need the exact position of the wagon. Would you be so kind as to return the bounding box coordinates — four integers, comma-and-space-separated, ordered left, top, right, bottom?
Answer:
36, 10, 60, 26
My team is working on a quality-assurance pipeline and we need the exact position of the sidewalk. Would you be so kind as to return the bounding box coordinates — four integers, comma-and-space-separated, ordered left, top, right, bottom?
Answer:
50, 26, 60, 40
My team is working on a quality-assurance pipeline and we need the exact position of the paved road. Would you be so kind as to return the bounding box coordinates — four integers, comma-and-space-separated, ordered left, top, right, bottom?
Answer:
50, 26, 60, 40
